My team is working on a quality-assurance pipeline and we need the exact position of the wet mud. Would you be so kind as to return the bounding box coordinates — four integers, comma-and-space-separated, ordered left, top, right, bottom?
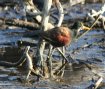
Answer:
0, 27, 105, 89
0, 3, 105, 89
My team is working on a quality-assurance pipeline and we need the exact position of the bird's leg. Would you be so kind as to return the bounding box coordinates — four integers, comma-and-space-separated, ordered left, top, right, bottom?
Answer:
60, 47, 66, 77
34, 39, 46, 74
46, 45, 54, 78
56, 47, 66, 77
53, 48, 69, 76
34, 0, 52, 76
53, 61, 66, 76
54, 48, 78, 76
57, 48, 69, 63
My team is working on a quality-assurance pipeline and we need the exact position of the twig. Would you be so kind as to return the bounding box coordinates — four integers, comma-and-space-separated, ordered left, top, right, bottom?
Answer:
88, 9, 105, 29
60, 47, 66, 77
46, 45, 53, 77
77, 4, 105, 40
53, 48, 71, 76
55, 0, 64, 27
57, 48, 69, 63
25, 46, 43, 80
53, 62, 66, 75
94, 77, 103, 89
85, 77, 103, 89
77, 14, 101, 40
35, 0, 52, 70
0, 17, 39, 30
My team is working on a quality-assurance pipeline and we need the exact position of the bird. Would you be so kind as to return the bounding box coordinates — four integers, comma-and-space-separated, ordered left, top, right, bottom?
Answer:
40, 22, 90, 77
20, 22, 90, 47
41, 27, 71, 47
41, 22, 90, 47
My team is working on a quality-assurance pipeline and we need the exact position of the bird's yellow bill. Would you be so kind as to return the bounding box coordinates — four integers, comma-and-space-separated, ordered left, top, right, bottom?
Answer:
81, 22, 91, 30
83, 25, 91, 30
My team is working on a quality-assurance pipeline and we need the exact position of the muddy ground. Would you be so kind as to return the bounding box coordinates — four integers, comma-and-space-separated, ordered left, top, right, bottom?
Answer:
0, 3, 105, 89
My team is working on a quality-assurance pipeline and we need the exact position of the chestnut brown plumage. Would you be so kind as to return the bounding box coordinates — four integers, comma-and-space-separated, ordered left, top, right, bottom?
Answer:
18, 22, 90, 47
41, 22, 90, 47
41, 27, 72, 47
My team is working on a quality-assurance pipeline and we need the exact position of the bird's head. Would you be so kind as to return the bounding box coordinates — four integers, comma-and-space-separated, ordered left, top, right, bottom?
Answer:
71, 21, 90, 38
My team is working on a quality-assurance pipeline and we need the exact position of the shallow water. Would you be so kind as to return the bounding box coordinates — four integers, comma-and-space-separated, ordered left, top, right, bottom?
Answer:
0, 27, 105, 89
0, 2, 105, 89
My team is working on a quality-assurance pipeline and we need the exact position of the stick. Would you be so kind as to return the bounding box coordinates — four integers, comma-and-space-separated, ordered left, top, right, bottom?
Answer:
25, 46, 43, 80
77, 4, 105, 40
46, 45, 53, 77
94, 77, 103, 89
34, 0, 52, 69
54, 0, 64, 27
77, 14, 101, 40
0, 18, 39, 30
57, 48, 69, 63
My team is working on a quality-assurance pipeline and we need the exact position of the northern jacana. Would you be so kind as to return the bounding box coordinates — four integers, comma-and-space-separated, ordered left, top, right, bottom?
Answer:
41, 22, 90, 47
18, 22, 90, 47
